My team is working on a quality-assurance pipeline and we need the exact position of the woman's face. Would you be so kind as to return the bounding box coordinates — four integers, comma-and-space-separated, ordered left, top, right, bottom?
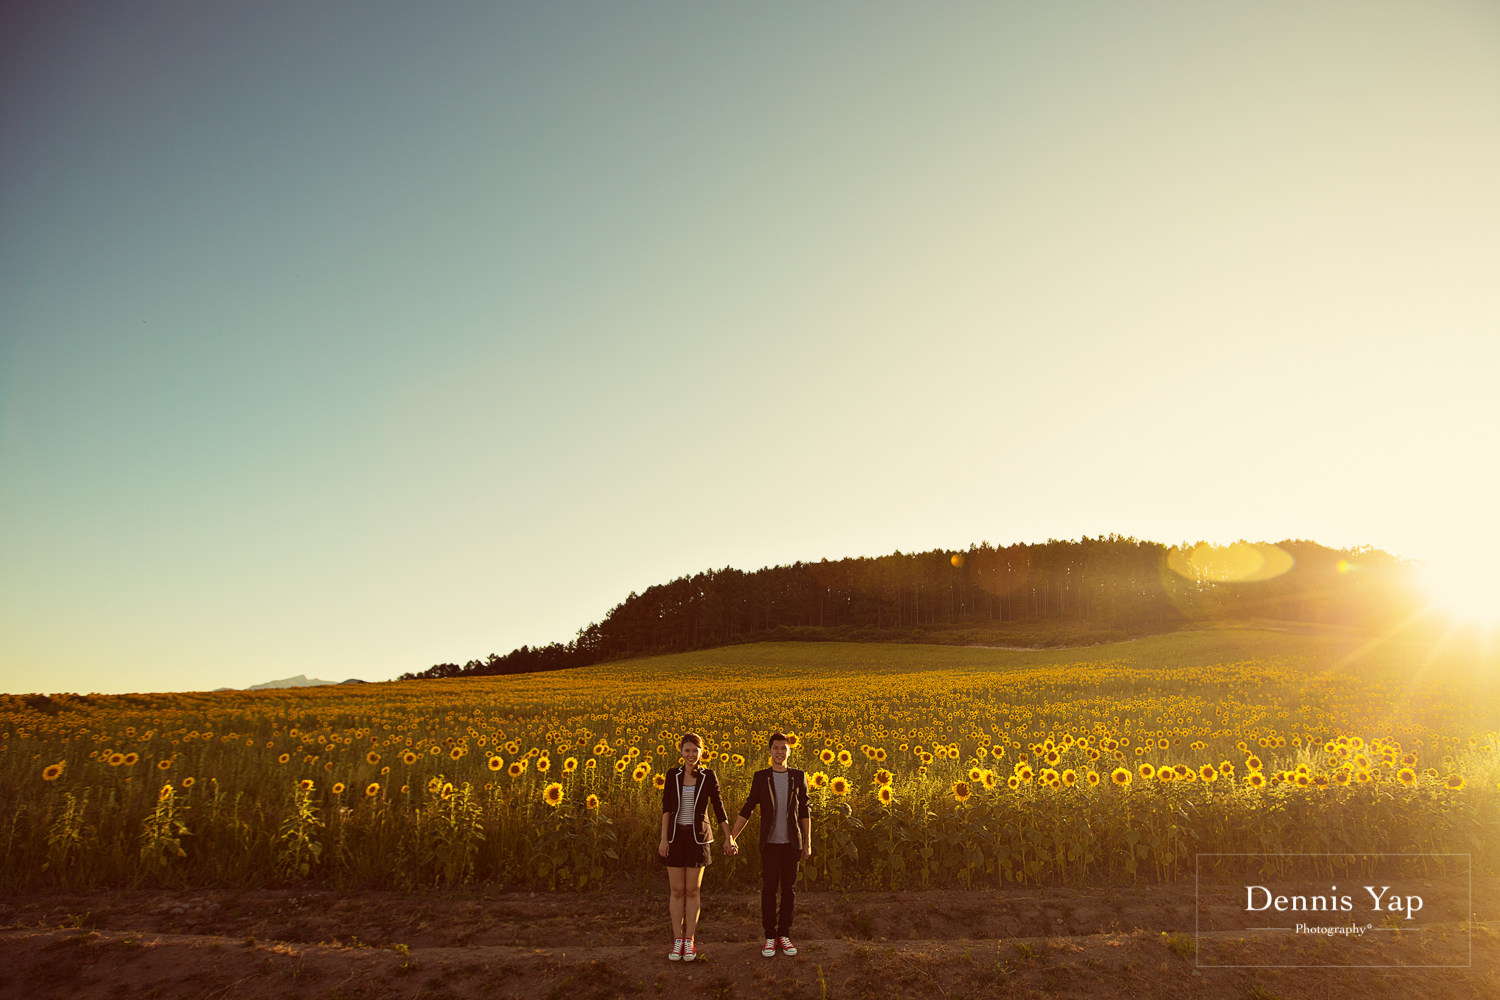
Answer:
680, 741, 701, 765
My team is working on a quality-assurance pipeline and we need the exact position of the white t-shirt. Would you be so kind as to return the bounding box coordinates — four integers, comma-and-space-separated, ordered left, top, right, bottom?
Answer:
768, 770, 792, 844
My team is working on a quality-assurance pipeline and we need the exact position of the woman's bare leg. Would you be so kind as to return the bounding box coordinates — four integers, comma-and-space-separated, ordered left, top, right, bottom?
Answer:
667, 866, 687, 938
683, 866, 705, 939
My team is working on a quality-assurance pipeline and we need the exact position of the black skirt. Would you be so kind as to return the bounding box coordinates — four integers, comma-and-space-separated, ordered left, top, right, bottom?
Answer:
659, 824, 712, 868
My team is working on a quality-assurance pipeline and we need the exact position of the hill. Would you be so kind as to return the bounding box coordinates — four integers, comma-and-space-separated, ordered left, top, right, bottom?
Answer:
401, 535, 1420, 681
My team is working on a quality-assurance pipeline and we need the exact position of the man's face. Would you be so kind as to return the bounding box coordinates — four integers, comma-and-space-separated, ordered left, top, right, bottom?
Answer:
769, 740, 789, 766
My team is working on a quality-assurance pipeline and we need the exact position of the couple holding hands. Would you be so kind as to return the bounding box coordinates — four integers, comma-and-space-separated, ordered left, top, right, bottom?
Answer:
656, 732, 810, 963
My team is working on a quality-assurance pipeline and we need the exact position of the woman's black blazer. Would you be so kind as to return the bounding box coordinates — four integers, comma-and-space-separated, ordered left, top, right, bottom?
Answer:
661, 766, 729, 844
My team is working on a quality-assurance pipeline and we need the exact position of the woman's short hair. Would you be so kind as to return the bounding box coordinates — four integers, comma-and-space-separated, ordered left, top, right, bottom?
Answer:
767, 732, 790, 749
678, 733, 703, 749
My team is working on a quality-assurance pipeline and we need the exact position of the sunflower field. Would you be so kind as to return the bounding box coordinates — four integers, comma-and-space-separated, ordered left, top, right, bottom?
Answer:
3, 632, 1497, 892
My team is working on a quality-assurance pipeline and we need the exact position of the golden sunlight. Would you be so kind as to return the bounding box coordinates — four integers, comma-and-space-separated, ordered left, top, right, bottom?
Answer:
1420, 558, 1500, 625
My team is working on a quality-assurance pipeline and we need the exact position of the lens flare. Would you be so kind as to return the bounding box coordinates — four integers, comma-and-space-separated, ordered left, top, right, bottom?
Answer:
1167, 542, 1294, 583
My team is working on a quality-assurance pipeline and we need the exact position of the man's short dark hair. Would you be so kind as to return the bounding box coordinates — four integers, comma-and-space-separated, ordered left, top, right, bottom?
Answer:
768, 732, 789, 749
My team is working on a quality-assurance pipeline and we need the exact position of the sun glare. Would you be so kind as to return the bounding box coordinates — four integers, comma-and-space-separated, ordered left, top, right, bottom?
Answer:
1420, 559, 1500, 625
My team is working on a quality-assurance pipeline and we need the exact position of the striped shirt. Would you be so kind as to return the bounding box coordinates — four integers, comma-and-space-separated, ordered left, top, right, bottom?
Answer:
675, 780, 697, 826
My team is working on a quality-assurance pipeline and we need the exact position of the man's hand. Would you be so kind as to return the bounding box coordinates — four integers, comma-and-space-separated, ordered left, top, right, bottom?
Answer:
801, 845, 812, 860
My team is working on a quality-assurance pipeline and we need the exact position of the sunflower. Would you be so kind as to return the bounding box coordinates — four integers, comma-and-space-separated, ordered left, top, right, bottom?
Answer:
652, 773, 666, 789
877, 785, 894, 805
586, 793, 600, 810
585, 758, 597, 770
427, 776, 443, 794
953, 781, 972, 803
1396, 767, 1417, 787
1199, 765, 1218, 783
181, 776, 196, 788
332, 782, 346, 794
278, 753, 291, 764
1044, 749, 1061, 765
122, 753, 139, 766
1444, 774, 1466, 791
1086, 771, 1100, 787
731, 754, 745, 767
1138, 764, 1155, 780
1245, 755, 1262, 772
614, 759, 628, 774
829, 776, 850, 796
400, 750, 418, 766
820, 749, 835, 764
299, 779, 314, 791
1111, 768, 1131, 786
1007, 775, 1020, 790
837, 750, 853, 767
42, 763, 65, 781
1246, 772, 1266, 788
874, 748, 887, 762
1401, 753, 1418, 767
108, 753, 126, 766
536, 755, 551, 772
968, 767, 984, 783
1157, 768, 1174, 783
874, 769, 893, 786
631, 762, 650, 782
563, 757, 578, 773
1333, 769, 1351, 786
982, 771, 997, 790
440, 782, 454, 800
1061, 769, 1078, 787
488, 755, 504, 772
1294, 773, 1311, 788
810, 771, 829, 790
1016, 765, 1034, 783
1158, 739, 1169, 751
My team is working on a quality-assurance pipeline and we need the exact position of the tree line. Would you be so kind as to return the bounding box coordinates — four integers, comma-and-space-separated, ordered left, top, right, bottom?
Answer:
399, 535, 1420, 681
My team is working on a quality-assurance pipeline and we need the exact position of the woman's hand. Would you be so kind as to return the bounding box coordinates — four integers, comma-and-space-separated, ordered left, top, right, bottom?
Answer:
658, 836, 669, 858
725, 836, 738, 857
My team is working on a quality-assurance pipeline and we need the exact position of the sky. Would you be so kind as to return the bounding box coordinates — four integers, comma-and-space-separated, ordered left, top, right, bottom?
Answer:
2, 2, 1497, 695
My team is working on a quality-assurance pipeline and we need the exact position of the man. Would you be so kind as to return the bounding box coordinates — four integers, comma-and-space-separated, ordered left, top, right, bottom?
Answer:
727, 732, 811, 958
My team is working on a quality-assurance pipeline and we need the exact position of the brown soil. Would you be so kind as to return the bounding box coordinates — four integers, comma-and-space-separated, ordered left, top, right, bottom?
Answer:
2, 883, 1495, 1000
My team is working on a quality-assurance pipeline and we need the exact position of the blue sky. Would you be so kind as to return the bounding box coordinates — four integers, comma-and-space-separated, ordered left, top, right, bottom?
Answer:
3, 2, 1498, 693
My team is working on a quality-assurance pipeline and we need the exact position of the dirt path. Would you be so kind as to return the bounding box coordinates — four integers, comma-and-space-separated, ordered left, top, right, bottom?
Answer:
3, 886, 1495, 1000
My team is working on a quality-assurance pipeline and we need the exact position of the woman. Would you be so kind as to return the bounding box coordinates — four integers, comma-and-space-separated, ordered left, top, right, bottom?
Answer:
658, 732, 728, 963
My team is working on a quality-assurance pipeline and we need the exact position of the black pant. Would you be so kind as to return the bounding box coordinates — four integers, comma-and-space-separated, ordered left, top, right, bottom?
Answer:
761, 843, 800, 938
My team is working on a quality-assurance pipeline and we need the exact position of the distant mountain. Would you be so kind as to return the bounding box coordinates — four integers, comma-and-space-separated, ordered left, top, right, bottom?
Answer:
247, 674, 337, 690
